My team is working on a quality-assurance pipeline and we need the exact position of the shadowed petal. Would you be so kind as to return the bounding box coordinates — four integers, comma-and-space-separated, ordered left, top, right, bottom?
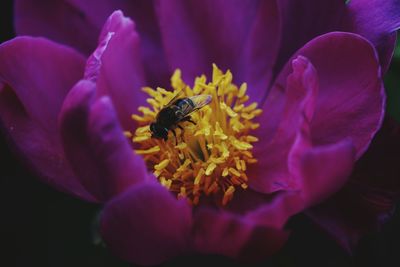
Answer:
0, 37, 94, 201
85, 10, 147, 130
15, 0, 170, 87
14, 0, 99, 55
193, 207, 289, 262
347, 0, 400, 72
241, 0, 281, 100
306, 117, 400, 252
100, 182, 192, 266
67, 0, 170, 87
59, 80, 147, 202
247, 140, 355, 230
274, 0, 347, 74
156, 0, 260, 87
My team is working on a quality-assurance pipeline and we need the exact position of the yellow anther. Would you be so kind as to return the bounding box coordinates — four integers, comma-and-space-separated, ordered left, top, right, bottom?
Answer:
160, 177, 172, 189
175, 142, 188, 149
252, 109, 263, 116
231, 139, 253, 150
135, 126, 150, 134
135, 146, 160, 155
247, 158, 258, 164
240, 160, 247, 171
155, 159, 170, 170
233, 104, 244, 112
124, 131, 132, 138
142, 87, 158, 98
133, 135, 150, 142
235, 158, 242, 171
138, 107, 156, 117
146, 98, 159, 108
131, 114, 148, 122
194, 168, 205, 186
241, 113, 255, 120
229, 167, 241, 177
222, 186, 235, 206
238, 83, 247, 98
214, 122, 228, 140
246, 135, 259, 142
156, 87, 172, 96
220, 102, 237, 117
242, 102, 258, 112
205, 163, 217, 176
153, 170, 162, 177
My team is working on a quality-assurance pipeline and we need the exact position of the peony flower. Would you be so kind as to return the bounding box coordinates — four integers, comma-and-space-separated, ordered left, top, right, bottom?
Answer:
1, 0, 399, 265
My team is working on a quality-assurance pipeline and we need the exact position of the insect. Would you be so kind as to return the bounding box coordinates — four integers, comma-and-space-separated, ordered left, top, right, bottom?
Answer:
150, 92, 212, 142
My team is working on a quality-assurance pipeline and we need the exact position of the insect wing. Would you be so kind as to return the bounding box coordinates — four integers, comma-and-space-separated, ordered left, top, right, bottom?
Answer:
189, 95, 212, 110
175, 95, 212, 120
165, 89, 183, 107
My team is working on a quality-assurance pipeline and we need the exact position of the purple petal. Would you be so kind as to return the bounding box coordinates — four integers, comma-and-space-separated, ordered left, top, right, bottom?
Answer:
14, 0, 99, 55
274, 0, 347, 73
100, 182, 192, 265
156, 0, 260, 86
193, 207, 289, 262
306, 117, 400, 252
67, 0, 170, 87
15, 0, 170, 87
85, 11, 147, 130
241, 0, 281, 100
268, 32, 385, 159
0, 37, 94, 201
248, 140, 355, 229
347, 0, 400, 72
59, 80, 147, 202
249, 56, 318, 193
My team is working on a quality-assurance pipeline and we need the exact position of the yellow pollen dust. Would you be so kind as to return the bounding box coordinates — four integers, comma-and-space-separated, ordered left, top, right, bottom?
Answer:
127, 65, 262, 206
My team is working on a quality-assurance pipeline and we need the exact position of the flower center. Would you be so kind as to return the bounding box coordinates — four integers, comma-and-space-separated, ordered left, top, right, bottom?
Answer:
126, 65, 262, 206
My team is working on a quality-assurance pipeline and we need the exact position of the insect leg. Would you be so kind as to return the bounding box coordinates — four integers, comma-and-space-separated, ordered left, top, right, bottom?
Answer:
181, 116, 196, 125
172, 128, 178, 145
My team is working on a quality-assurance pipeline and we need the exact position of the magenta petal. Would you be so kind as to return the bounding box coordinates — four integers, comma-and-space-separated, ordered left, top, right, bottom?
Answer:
249, 56, 318, 193
0, 37, 94, 201
306, 117, 400, 252
156, 0, 260, 86
14, 0, 99, 55
67, 0, 170, 86
241, 0, 281, 100
347, 0, 400, 72
85, 10, 147, 130
100, 182, 192, 265
274, 32, 385, 158
59, 80, 147, 202
294, 140, 356, 207
193, 207, 288, 262
248, 140, 355, 232
274, 0, 346, 72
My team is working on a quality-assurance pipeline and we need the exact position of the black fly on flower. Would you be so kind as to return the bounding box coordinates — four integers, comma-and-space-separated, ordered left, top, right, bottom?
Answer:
149, 91, 212, 142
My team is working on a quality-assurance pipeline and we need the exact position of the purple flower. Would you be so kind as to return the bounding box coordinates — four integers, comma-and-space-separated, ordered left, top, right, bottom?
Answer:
1, 0, 400, 265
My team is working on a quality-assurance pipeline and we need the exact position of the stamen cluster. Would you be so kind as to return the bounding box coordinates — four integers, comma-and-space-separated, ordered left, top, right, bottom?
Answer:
126, 65, 262, 205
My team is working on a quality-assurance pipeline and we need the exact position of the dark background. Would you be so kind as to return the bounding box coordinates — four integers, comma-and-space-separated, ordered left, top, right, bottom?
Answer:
1, 1, 399, 266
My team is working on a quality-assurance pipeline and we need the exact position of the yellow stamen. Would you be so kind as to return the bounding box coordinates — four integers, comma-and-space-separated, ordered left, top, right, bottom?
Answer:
127, 65, 261, 206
